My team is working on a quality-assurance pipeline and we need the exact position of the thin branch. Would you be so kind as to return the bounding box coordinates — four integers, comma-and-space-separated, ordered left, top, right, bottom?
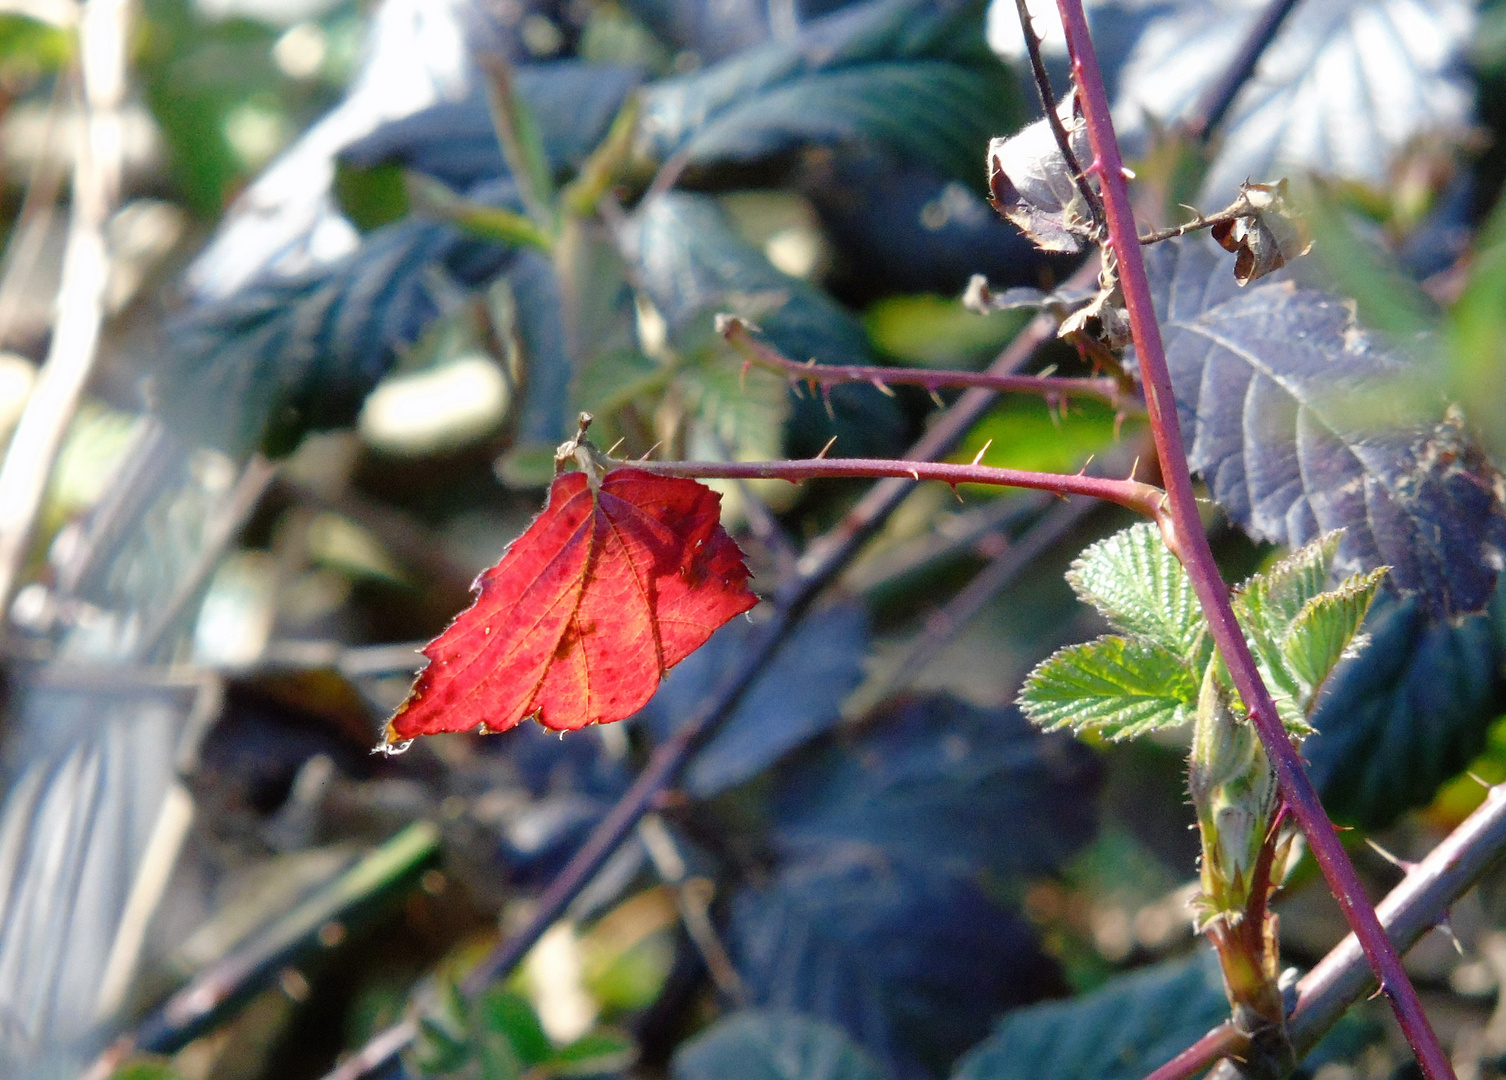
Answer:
719, 315, 1133, 409
1143, 1023, 1247, 1080
0, 0, 129, 634
1012, 0, 1102, 230
626, 456, 1166, 520
316, 264, 1093, 1080
1184, 0, 1301, 143
1052, 4, 1454, 1078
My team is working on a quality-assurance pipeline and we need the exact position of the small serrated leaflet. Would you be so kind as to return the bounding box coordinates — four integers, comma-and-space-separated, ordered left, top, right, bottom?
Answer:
1281, 566, 1388, 694
387, 468, 756, 742
1018, 636, 1199, 741
1065, 523, 1207, 659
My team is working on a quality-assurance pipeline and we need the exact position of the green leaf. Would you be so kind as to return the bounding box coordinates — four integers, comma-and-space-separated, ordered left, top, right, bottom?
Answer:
1065, 524, 1206, 659
952, 951, 1230, 1080
673, 1011, 889, 1080
547, 1029, 639, 1077
1233, 532, 1342, 644
1019, 636, 1199, 740
474, 988, 553, 1067
108, 1058, 184, 1080
1282, 567, 1388, 692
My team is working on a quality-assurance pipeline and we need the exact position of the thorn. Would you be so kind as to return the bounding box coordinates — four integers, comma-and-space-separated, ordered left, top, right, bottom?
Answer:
970, 439, 993, 467
1468, 771, 1493, 789
929, 389, 945, 409
909, 468, 920, 481
871, 378, 895, 397
1367, 982, 1389, 1002
822, 386, 835, 421
1038, 363, 1059, 378
1436, 914, 1465, 956
1121, 166, 1136, 180
789, 378, 805, 399
740, 361, 750, 392
1078, 453, 1095, 475
637, 441, 664, 461
949, 483, 963, 503
1128, 454, 1141, 480
804, 357, 818, 368
1365, 838, 1415, 872
814, 435, 838, 460
1114, 410, 1127, 441
606, 437, 626, 457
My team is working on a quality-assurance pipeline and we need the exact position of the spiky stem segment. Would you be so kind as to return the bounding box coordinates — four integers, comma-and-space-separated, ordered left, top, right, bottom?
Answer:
1050, 2, 1453, 1076
719, 315, 1132, 408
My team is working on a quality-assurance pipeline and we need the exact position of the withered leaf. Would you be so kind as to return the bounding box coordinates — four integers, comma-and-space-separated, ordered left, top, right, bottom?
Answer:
1210, 180, 1313, 285
987, 97, 1095, 254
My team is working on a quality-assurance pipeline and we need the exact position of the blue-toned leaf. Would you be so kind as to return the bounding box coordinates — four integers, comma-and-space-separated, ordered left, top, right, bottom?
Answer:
769, 695, 1099, 888
638, 604, 869, 799
340, 62, 643, 195
1142, 236, 1506, 617
627, 192, 906, 458
1304, 589, 1506, 828
953, 950, 1229, 1080
728, 852, 1064, 1079
1114, 0, 1474, 209
673, 1011, 888, 1080
638, 0, 1013, 182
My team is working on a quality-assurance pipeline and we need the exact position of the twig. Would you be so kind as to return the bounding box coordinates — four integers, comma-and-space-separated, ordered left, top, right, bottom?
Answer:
1184, 0, 1301, 143
0, 0, 130, 634
1013, 0, 1102, 230
316, 261, 1093, 1080
719, 315, 1132, 409
628, 456, 1166, 519
1146, 782, 1506, 1080
1053, 3, 1453, 1077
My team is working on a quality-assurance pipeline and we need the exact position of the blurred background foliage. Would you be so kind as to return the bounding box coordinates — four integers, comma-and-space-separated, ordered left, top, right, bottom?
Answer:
1, 1, 1506, 1080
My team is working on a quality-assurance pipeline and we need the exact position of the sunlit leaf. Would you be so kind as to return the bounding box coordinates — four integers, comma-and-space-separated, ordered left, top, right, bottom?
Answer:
1065, 523, 1206, 659
1019, 636, 1199, 740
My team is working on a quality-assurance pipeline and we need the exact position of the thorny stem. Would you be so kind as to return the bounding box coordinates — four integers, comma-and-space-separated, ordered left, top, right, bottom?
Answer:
1146, 781, 1506, 1080
1051, 2, 1454, 1077
1137, 206, 1244, 246
1013, 0, 1102, 229
628, 456, 1166, 521
719, 315, 1134, 409
316, 272, 1089, 1080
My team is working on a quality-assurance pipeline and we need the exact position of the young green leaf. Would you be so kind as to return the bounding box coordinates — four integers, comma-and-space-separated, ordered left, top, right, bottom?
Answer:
1065, 523, 1207, 659
1282, 567, 1388, 693
1018, 636, 1199, 740
1233, 532, 1342, 644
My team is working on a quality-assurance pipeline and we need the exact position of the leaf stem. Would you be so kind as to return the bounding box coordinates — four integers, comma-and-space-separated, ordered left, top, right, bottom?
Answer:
719, 315, 1134, 408
627, 456, 1166, 520
1051, 3, 1453, 1077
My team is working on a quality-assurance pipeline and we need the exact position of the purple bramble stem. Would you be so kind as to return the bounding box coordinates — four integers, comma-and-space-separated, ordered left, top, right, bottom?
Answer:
1050, 2, 1454, 1077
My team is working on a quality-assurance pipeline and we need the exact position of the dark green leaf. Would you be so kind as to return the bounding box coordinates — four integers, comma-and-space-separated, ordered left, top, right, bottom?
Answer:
1305, 589, 1506, 828
637, 0, 1013, 182
952, 951, 1229, 1080
673, 1011, 888, 1080
1019, 636, 1199, 740
474, 989, 552, 1067
1065, 523, 1206, 658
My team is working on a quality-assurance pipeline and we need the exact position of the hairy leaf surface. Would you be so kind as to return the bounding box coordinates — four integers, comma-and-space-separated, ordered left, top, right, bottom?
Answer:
673, 1012, 888, 1080
1018, 637, 1199, 740
1066, 523, 1205, 658
387, 469, 755, 740
1142, 236, 1506, 616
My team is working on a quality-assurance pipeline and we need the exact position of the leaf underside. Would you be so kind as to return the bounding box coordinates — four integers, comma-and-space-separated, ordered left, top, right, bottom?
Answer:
388, 468, 756, 740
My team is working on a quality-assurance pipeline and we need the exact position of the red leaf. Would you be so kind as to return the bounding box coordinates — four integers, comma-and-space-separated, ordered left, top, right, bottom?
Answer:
386, 468, 757, 742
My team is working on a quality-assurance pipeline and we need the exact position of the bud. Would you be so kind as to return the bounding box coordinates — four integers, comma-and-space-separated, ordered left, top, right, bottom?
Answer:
1187, 663, 1279, 929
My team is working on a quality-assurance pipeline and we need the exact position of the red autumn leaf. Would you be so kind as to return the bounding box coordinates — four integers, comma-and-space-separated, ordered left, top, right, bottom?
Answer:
385, 468, 757, 743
